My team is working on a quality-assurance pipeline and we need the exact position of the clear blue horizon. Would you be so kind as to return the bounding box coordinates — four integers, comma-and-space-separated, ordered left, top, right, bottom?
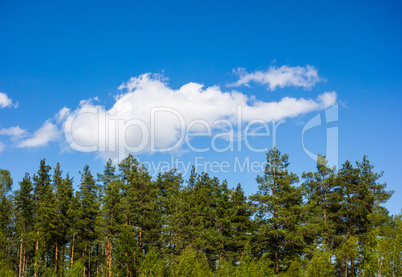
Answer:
0, 0, 401, 214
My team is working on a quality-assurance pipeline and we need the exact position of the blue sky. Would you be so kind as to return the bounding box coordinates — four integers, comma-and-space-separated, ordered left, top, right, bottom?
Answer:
0, 0, 401, 214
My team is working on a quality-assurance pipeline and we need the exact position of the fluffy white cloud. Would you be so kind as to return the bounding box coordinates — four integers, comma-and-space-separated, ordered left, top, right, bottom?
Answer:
64, 73, 336, 160
18, 121, 60, 148
0, 92, 17, 108
228, 65, 322, 90
0, 126, 28, 140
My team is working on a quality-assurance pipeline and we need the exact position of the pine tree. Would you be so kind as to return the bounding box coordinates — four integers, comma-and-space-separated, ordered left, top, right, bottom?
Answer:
68, 186, 80, 275
32, 159, 56, 276
355, 156, 393, 231
76, 165, 99, 277
97, 159, 123, 277
118, 154, 160, 276
0, 169, 13, 273
302, 154, 336, 247
250, 147, 304, 274
156, 169, 183, 259
14, 173, 35, 276
54, 167, 75, 276
175, 169, 228, 266
227, 183, 253, 263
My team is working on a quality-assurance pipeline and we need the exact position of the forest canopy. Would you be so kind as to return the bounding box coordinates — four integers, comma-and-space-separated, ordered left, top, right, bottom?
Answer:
0, 148, 400, 277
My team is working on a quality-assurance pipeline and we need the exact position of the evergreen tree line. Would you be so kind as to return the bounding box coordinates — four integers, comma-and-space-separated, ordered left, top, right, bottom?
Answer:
0, 148, 400, 276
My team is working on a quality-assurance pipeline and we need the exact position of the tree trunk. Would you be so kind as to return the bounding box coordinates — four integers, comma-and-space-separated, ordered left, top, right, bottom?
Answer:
83, 244, 86, 276
22, 241, 26, 276
61, 246, 65, 277
88, 245, 91, 277
55, 243, 58, 273
275, 246, 279, 274
108, 240, 113, 277
34, 230, 39, 277
139, 227, 142, 252
19, 231, 23, 277
125, 251, 129, 277
71, 233, 75, 271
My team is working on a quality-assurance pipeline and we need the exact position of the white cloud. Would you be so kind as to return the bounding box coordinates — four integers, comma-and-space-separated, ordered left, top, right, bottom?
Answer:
228, 65, 322, 90
0, 92, 17, 108
56, 107, 71, 123
0, 126, 28, 140
0, 142, 4, 152
18, 121, 60, 148
64, 73, 336, 160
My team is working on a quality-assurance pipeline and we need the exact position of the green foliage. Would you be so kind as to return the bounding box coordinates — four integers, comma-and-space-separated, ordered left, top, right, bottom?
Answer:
335, 235, 359, 276
171, 247, 211, 277
76, 165, 100, 276
214, 257, 235, 277
302, 154, 336, 246
0, 150, 398, 276
306, 248, 334, 277
235, 244, 274, 277
67, 259, 84, 277
285, 259, 304, 277
138, 248, 164, 277
0, 169, 13, 264
250, 147, 304, 274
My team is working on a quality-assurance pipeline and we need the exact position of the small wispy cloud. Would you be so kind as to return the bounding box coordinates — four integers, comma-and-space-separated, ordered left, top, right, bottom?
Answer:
0, 126, 28, 140
17, 121, 60, 148
56, 107, 71, 124
228, 65, 322, 91
0, 107, 68, 150
0, 92, 18, 108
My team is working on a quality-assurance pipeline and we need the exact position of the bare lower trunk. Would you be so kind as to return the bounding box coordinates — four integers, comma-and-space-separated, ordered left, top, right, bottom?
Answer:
323, 203, 327, 244
108, 240, 113, 277
275, 245, 279, 274
71, 233, 75, 271
88, 246, 91, 277
19, 231, 23, 277
22, 241, 26, 276
125, 251, 129, 277
83, 244, 86, 276
55, 243, 58, 273
34, 230, 39, 277
139, 227, 142, 252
